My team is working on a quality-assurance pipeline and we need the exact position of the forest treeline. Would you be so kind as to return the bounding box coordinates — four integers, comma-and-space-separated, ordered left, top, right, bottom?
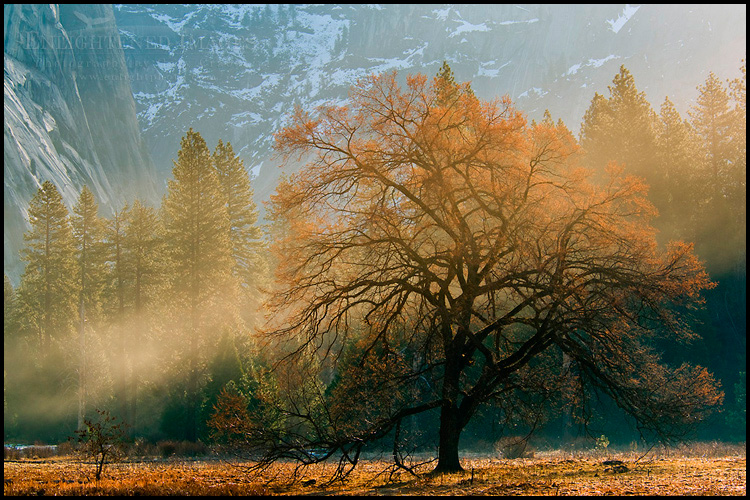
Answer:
576, 63, 746, 443
4, 133, 266, 444
3, 62, 745, 451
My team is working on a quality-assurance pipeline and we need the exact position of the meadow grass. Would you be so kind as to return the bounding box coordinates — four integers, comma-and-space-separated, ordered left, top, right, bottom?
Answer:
4, 442, 745, 496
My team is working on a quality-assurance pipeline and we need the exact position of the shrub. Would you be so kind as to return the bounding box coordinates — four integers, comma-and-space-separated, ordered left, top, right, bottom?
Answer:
495, 436, 535, 459
158, 440, 177, 458
72, 409, 128, 480
4, 444, 58, 459
156, 440, 208, 458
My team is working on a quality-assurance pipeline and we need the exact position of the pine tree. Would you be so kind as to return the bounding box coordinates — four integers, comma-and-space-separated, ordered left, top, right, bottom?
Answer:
125, 199, 164, 316
104, 203, 131, 320
685, 64, 746, 426
17, 180, 77, 354
654, 97, 703, 243
102, 202, 132, 426
99, 199, 164, 434
212, 139, 265, 327
163, 128, 232, 441
730, 60, 746, 111
435, 60, 474, 106
72, 185, 106, 430
164, 129, 232, 307
690, 72, 734, 195
12, 181, 78, 440
580, 66, 658, 181
4, 274, 13, 330
73, 186, 106, 317
122, 199, 164, 431
579, 91, 613, 173
4, 273, 18, 435
4, 273, 15, 434
689, 71, 743, 271
727, 61, 746, 240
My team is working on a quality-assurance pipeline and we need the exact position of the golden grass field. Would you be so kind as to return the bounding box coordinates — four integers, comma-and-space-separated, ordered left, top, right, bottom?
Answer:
4, 444, 746, 496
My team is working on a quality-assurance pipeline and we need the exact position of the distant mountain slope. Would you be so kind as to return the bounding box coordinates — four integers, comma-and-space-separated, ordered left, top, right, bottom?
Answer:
4, 4, 158, 282
114, 4, 745, 201
4, 4, 745, 282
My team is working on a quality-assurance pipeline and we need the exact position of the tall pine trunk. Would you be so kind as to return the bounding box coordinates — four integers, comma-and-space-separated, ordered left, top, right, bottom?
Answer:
77, 298, 86, 431
186, 293, 198, 442
130, 270, 142, 434
115, 224, 129, 431
115, 326, 129, 431
129, 313, 141, 436
186, 355, 197, 442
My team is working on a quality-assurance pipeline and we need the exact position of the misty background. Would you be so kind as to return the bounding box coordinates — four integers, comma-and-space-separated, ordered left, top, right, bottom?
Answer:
3, 4, 746, 449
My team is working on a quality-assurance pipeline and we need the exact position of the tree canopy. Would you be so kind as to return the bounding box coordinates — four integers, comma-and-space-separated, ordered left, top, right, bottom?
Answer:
257, 66, 723, 474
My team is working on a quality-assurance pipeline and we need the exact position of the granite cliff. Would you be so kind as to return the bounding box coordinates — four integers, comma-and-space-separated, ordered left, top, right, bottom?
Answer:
4, 4, 745, 283
112, 4, 745, 202
4, 4, 157, 282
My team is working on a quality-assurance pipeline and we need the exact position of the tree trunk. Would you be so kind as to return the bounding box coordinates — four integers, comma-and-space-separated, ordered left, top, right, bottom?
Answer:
129, 316, 140, 436
434, 350, 465, 473
434, 403, 464, 472
77, 298, 86, 431
561, 352, 573, 442
131, 269, 142, 435
186, 316, 198, 442
115, 228, 129, 432
116, 328, 129, 430
186, 362, 197, 442
129, 368, 138, 436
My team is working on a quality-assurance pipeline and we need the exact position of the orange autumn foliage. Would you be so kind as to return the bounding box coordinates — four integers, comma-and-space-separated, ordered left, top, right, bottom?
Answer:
261, 68, 722, 474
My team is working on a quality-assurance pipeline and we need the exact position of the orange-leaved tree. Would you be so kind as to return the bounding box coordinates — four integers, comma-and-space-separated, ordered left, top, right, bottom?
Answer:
260, 66, 722, 474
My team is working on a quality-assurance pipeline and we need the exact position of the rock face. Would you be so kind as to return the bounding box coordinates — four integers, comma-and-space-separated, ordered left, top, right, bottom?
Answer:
4, 4, 158, 282
5, 4, 745, 282
114, 4, 746, 202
